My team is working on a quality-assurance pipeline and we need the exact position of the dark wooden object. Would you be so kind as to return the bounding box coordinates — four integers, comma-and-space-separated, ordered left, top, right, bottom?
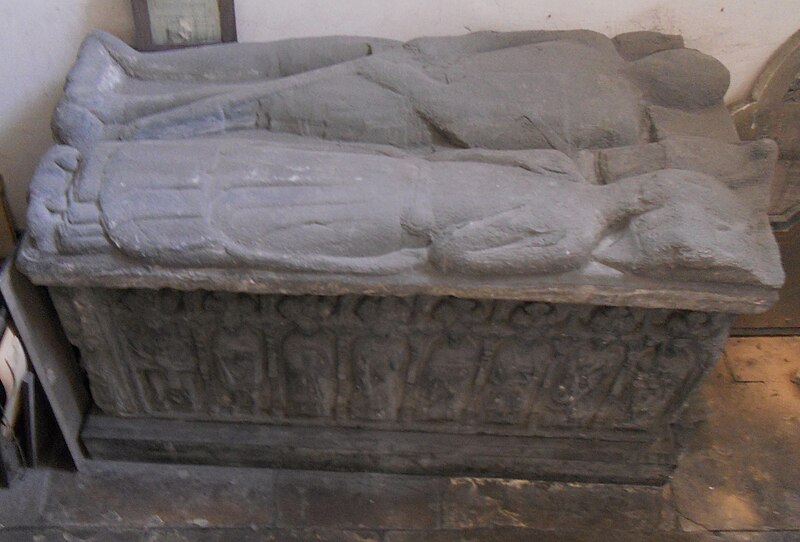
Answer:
0, 255, 89, 469
0, 176, 16, 259
733, 224, 800, 334
131, 0, 237, 51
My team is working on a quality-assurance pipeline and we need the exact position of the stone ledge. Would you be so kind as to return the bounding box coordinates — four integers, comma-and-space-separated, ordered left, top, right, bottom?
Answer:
82, 414, 676, 485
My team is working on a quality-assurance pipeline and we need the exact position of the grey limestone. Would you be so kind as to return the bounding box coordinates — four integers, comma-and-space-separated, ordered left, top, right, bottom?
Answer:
13, 29, 787, 481
18, 30, 785, 312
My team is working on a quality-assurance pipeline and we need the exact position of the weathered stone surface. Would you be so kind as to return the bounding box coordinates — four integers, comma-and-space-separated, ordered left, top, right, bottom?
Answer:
625, 48, 730, 109
385, 527, 720, 542
733, 29, 800, 160
49, 287, 731, 432
19, 134, 783, 309
43, 462, 276, 528
2, 339, 799, 541
612, 31, 685, 61
1, 528, 382, 541
647, 105, 740, 143
0, 527, 723, 541
19, 142, 783, 314
18, 29, 784, 312
14, 29, 786, 482
48, 285, 730, 481
384, 530, 719, 542
732, 29, 800, 230
275, 471, 441, 529
441, 478, 670, 530
80, 413, 679, 483
730, 32, 800, 332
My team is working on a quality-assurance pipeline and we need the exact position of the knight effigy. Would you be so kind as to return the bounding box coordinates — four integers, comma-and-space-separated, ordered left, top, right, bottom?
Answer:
18, 29, 784, 483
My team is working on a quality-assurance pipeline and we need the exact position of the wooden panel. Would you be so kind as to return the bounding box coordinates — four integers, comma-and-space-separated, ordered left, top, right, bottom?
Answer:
0, 176, 16, 259
733, 224, 800, 334
0, 252, 89, 468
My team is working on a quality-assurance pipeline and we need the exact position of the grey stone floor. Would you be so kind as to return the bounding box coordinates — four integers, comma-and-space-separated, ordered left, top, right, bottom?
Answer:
0, 337, 798, 541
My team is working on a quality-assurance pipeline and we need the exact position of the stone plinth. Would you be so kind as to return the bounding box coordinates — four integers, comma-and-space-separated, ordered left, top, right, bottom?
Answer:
52, 286, 731, 482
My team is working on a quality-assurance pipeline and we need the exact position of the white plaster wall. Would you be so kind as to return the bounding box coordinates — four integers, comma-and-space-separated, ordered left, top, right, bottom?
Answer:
2, 0, 799, 227
0, 0, 134, 227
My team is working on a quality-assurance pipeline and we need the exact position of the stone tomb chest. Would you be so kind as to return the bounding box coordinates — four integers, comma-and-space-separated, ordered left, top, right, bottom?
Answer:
18, 30, 784, 483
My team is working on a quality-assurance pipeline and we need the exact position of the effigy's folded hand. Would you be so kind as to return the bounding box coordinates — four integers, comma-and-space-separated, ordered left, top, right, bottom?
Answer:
430, 203, 599, 275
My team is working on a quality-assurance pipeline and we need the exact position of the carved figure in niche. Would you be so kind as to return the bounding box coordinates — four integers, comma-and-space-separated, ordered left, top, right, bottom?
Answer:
666, 311, 726, 340
349, 297, 411, 421
545, 339, 627, 427
205, 293, 266, 415
350, 334, 410, 421
117, 290, 202, 413
587, 306, 641, 335
509, 301, 571, 327
354, 296, 412, 331
478, 339, 551, 425
409, 334, 482, 421
622, 341, 698, 428
595, 336, 703, 429
431, 297, 492, 325
282, 331, 337, 418
277, 296, 336, 333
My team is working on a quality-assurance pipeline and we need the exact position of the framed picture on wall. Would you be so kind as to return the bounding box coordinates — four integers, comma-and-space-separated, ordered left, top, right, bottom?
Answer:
131, 0, 237, 51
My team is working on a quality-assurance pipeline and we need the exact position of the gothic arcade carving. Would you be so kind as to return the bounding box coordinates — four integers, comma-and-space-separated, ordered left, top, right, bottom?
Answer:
50, 288, 731, 434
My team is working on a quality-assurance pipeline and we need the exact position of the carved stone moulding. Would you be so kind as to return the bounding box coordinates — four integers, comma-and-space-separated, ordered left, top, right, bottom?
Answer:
732, 29, 800, 230
49, 286, 732, 483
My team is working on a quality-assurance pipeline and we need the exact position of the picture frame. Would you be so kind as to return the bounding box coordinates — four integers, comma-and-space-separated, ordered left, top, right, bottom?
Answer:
131, 0, 237, 51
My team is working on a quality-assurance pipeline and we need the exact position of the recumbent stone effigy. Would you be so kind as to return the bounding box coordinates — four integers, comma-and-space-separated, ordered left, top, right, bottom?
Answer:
18, 29, 784, 482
